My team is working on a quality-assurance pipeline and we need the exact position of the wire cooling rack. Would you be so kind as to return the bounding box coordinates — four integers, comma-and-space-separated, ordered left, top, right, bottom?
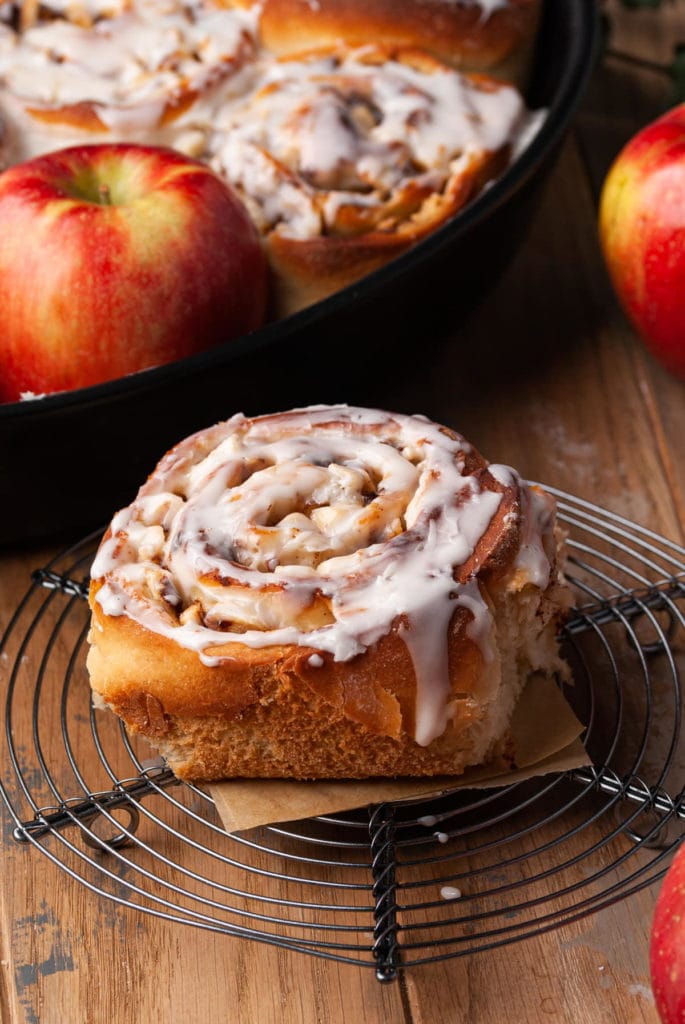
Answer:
1, 486, 684, 982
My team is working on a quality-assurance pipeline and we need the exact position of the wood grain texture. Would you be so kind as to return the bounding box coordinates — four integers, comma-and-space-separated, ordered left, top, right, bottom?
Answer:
604, 0, 685, 67
2, 6, 685, 1024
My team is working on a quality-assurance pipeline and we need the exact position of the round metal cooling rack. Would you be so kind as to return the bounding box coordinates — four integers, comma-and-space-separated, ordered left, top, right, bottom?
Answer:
1, 486, 684, 982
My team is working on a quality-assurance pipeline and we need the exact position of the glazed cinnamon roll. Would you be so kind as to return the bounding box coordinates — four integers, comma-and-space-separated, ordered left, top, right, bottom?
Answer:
0, 0, 260, 164
208, 47, 541, 315
87, 406, 569, 782
258, 0, 542, 85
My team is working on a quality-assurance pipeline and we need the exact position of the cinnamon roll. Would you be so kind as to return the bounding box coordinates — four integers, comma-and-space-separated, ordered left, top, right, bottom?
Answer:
87, 406, 570, 782
258, 0, 542, 85
208, 47, 540, 315
0, 0, 260, 164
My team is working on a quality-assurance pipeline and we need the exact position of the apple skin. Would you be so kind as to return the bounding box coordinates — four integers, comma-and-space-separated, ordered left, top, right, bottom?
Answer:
599, 104, 685, 379
650, 841, 685, 1023
0, 144, 268, 402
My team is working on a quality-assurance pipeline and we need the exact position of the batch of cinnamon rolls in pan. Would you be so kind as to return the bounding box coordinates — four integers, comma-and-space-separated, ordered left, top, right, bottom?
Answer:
0, 0, 543, 314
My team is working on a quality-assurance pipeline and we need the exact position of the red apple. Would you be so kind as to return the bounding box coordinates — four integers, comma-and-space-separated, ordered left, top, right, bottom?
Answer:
599, 104, 685, 379
650, 841, 685, 1023
0, 144, 268, 402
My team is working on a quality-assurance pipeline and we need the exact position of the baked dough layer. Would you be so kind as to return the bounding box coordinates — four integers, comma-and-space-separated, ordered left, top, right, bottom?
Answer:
260, 0, 542, 83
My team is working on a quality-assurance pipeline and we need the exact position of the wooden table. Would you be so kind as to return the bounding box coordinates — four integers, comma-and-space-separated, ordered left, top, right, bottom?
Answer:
2, 4, 684, 1021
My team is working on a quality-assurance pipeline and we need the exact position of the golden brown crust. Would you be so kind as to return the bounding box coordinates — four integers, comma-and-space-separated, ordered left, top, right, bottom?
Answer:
88, 585, 489, 726
23, 80, 221, 134
265, 231, 413, 317
87, 589, 507, 780
259, 0, 542, 83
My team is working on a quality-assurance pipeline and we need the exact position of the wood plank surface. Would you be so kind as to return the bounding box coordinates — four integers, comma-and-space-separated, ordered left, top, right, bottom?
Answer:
605, 0, 684, 67
2, 5, 685, 1023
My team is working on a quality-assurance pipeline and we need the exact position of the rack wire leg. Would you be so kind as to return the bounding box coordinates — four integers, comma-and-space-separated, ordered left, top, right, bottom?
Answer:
369, 803, 400, 982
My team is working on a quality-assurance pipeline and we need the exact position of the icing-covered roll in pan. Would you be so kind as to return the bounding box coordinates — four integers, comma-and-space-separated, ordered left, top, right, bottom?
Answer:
209, 47, 542, 315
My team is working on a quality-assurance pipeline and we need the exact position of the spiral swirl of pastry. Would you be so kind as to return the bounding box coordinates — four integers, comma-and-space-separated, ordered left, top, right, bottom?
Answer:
91, 406, 553, 746
209, 48, 529, 242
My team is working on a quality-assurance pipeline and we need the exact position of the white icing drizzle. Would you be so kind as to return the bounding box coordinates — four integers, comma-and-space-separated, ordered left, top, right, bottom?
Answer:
92, 406, 554, 748
420, 0, 507, 18
489, 464, 552, 588
461, 0, 508, 18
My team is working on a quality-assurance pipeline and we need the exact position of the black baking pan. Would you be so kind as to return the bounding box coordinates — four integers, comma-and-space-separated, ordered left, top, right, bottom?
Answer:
0, 0, 599, 543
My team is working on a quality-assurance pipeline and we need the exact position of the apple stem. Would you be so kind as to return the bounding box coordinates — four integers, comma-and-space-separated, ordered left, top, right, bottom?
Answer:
98, 184, 112, 206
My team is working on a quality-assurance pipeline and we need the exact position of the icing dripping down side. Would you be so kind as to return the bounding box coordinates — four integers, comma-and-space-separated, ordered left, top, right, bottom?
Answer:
91, 405, 551, 748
